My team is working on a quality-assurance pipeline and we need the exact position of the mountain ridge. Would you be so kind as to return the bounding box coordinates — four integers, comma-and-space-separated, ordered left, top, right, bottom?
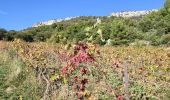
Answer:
32, 9, 158, 27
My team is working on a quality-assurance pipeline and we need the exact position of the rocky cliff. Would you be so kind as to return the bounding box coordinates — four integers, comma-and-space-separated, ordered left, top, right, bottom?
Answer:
32, 16, 78, 27
110, 9, 158, 18
32, 9, 158, 27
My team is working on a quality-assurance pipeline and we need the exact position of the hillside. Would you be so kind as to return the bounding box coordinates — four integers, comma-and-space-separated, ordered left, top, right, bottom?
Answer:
32, 9, 157, 27
0, 8, 170, 46
0, 1, 170, 100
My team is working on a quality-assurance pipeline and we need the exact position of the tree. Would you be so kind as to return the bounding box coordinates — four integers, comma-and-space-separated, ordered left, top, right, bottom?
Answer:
4, 30, 17, 41
16, 32, 34, 42
165, 0, 170, 12
0, 28, 7, 40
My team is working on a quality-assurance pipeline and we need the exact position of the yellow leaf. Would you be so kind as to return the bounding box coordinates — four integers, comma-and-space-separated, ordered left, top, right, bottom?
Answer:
19, 95, 23, 100
83, 90, 91, 98
50, 74, 59, 81
88, 95, 95, 100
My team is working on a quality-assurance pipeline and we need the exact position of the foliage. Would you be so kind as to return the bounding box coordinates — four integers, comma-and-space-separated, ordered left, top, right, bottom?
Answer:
61, 43, 95, 99
165, 0, 170, 12
0, 49, 43, 100
1, 1, 170, 99
1, 5, 170, 46
1, 41, 170, 99
0, 28, 7, 40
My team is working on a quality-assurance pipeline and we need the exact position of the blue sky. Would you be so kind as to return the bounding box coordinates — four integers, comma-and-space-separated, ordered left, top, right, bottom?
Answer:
0, 0, 165, 30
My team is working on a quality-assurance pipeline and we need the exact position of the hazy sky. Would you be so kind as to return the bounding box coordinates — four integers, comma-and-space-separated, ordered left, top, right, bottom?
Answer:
0, 0, 165, 30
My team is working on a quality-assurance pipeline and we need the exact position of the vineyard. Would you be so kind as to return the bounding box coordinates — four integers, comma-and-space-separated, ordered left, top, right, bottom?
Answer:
1, 0, 170, 100
0, 40, 170, 100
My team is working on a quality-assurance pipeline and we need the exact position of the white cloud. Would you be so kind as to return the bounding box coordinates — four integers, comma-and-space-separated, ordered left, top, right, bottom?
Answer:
0, 10, 8, 15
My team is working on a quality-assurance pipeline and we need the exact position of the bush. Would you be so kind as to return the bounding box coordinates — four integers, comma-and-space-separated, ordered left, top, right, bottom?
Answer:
160, 34, 170, 45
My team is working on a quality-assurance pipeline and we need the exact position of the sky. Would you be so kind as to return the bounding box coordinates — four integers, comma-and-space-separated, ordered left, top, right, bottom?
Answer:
0, 0, 165, 31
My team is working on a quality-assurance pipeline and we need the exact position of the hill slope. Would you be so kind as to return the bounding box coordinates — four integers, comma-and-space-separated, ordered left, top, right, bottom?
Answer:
0, 8, 170, 46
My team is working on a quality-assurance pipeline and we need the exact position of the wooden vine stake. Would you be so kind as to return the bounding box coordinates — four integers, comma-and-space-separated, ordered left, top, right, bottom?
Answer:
124, 58, 129, 100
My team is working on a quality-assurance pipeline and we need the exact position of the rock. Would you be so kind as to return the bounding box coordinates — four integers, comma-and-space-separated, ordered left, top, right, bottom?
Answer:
106, 39, 112, 45
94, 18, 101, 28
110, 9, 158, 18
32, 16, 78, 27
